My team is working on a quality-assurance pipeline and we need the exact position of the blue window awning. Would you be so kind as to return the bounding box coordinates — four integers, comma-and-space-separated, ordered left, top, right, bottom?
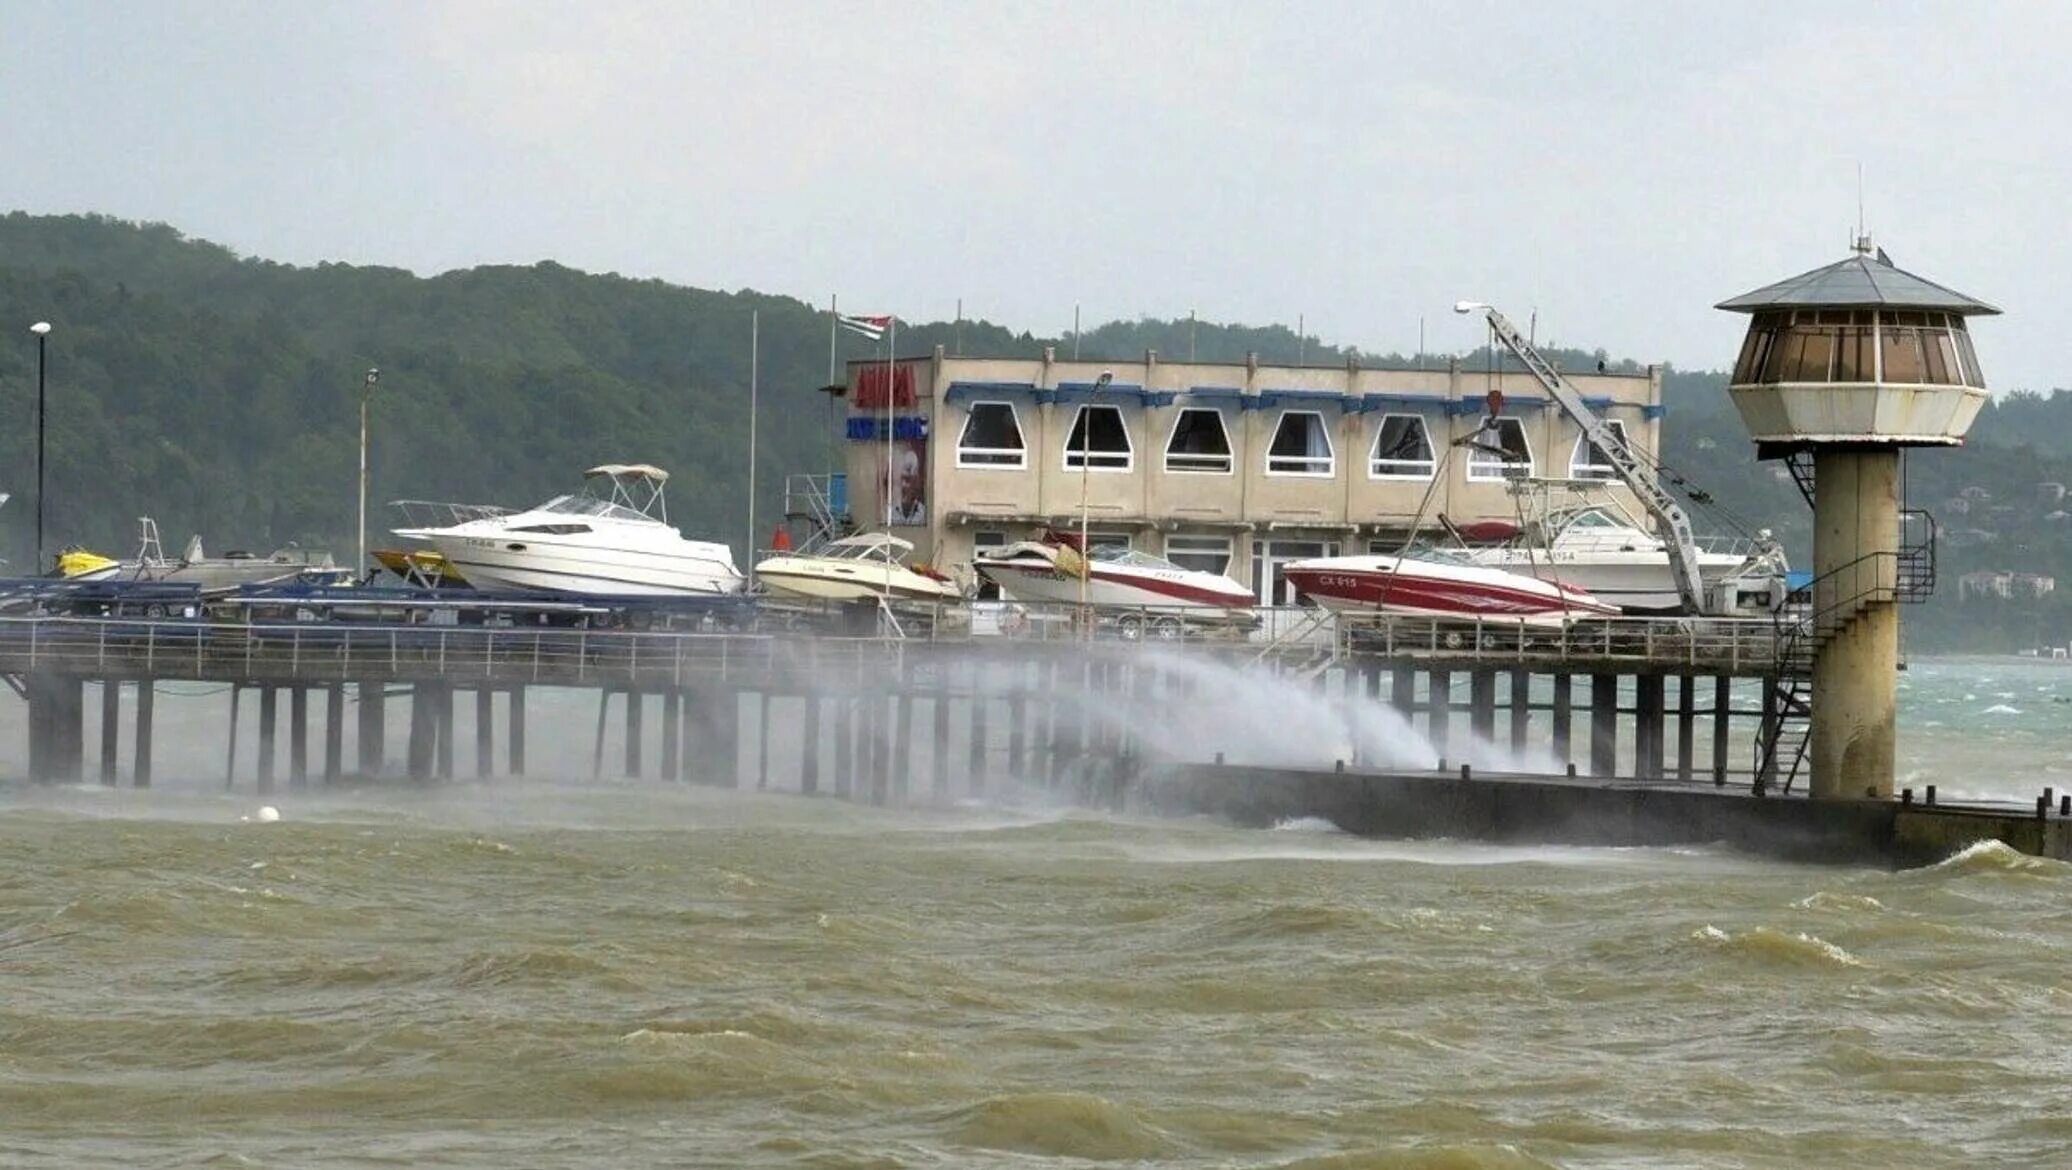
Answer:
944, 381, 1041, 405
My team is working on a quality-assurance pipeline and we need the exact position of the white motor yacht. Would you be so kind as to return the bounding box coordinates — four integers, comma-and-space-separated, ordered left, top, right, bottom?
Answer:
755, 533, 960, 604
398, 465, 745, 597
1457, 491, 1783, 614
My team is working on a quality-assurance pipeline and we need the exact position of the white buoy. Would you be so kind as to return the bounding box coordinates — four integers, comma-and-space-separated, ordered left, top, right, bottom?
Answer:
256, 806, 281, 823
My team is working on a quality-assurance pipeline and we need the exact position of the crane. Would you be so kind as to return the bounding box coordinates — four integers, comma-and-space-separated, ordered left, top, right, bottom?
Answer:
1453, 301, 1708, 615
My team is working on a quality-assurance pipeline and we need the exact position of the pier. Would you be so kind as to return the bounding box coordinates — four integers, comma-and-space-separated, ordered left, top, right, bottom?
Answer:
2, 604, 2062, 865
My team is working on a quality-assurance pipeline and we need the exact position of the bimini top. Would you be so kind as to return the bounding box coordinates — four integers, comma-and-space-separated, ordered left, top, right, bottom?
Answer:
582, 463, 670, 483
1716, 247, 2000, 316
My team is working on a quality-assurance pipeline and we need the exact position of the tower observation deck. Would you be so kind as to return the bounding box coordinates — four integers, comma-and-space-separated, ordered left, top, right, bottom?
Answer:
1718, 241, 1998, 800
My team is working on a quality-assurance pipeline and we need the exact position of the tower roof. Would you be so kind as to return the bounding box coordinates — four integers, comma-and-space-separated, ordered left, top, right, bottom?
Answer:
1716, 248, 2000, 315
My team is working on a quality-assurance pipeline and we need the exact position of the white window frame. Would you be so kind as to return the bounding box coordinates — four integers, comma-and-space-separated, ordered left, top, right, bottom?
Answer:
1265, 410, 1335, 477
1163, 534, 1234, 576
1163, 407, 1234, 475
955, 400, 1029, 470
1466, 417, 1534, 482
1062, 403, 1134, 473
1569, 419, 1630, 481
1368, 413, 1437, 480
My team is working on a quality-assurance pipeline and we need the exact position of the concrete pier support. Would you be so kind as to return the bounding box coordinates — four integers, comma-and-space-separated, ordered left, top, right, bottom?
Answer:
290, 687, 310, 788
1551, 674, 1573, 767
257, 687, 279, 795
1391, 667, 1415, 717
969, 695, 990, 796
433, 685, 455, 780
508, 687, 526, 777
323, 684, 344, 784
1810, 448, 1901, 800
757, 692, 774, 792
1007, 689, 1027, 780
358, 681, 386, 778
625, 690, 645, 779
800, 695, 821, 795
28, 675, 86, 784
834, 696, 855, 797
931, 693, 951, 801
1427, 670, 1451, 758
1469, 670, 1496, 742
1634, 675, 1665, 781
99, 680, 120, 785
477, 688, 496, 779
890, 693, 914, 802
1711, 677, 1731, 786
407, 685, 437, 781
1509, 671, 1530, 755
1676, 675, 1697, 782
134, 680, 155, 788
1589, 674, 1619, 778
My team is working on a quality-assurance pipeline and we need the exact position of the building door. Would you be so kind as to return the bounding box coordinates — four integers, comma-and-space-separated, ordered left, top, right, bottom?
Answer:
1251, 539, 1338, 606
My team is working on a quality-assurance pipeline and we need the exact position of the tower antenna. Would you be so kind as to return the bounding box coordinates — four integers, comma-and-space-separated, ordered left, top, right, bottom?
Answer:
1853, 162, 1872, 254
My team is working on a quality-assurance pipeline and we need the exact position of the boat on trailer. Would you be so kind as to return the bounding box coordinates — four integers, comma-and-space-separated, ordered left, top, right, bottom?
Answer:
755, 532, 960, 604
1282, 548, 1620, 621
395, 465, 745, 597
972, 532, 1256, 624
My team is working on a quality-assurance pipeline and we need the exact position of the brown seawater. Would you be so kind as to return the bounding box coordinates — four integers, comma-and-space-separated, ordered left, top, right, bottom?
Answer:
4, 770, 2071, 1169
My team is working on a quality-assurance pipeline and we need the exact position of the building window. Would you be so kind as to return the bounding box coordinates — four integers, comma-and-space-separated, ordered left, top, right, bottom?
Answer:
1266, 411, 1334, 476
957, 402, 1027, 468
1064, 404, 1132, 471
1466, 417, 1533, 481
1164, 534, 1233, 576
1164, 408, 1233, 473
972, 530, 1008, 550
1569, 420, 1631, 481
1083, 530, 1133, 552
1369, 414, 1436, 479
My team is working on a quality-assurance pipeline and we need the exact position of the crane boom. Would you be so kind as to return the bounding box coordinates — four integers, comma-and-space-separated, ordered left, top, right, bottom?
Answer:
1456, 302, 1707, 614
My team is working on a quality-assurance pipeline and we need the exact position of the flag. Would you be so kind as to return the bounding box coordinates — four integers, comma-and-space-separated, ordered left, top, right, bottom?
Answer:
838, 313, 892, 342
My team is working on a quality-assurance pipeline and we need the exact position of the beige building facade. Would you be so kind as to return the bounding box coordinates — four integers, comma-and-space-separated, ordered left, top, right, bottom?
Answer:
844, 347, 1664, 604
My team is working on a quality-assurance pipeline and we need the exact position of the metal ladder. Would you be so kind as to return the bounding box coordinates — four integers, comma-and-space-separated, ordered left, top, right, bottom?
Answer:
1755, 452, 1937, 793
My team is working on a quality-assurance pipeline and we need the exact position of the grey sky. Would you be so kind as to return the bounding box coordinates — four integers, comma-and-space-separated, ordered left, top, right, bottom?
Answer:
4, 0, 2065, 388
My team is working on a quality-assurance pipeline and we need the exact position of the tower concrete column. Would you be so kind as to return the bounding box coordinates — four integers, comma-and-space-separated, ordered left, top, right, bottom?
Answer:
1809, 448, 1900, 800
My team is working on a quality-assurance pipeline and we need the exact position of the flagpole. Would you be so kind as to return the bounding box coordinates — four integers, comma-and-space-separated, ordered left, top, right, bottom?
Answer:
884, 315, 896, 526
820, 291, 828, 511
748, 307, 759, 586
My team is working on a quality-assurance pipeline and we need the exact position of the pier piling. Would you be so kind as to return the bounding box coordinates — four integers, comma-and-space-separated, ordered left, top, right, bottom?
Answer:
358, 681, 386, 779
290, 687, 310, 788
323, 683, 343, 784
1589, 674, 1618, 778
133, 681, 154, 788
98, 679, 119, 785
256, 686, 278, 795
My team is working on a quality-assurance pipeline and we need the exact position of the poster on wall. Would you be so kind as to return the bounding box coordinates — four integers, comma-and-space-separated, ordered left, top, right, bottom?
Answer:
878, 435, 928, 526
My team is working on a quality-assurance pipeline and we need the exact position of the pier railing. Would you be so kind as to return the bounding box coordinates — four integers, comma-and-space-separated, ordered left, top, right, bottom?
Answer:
0, 606, 1788, 688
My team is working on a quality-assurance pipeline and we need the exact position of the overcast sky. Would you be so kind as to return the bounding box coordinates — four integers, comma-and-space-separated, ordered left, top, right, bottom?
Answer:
3, 0, 2066, 387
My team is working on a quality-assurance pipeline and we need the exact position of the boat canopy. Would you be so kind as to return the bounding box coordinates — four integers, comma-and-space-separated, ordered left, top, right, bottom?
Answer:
584, 464, 670, 483
825, 532, 916, 558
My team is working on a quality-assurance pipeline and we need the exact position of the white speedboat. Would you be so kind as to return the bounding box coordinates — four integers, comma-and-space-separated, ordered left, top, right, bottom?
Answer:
398, 465, 744, 597
1459, 499, 1783, 614
973, 534, 1255, 618
755, 533, 960, 604
1282, 549, 1620, 620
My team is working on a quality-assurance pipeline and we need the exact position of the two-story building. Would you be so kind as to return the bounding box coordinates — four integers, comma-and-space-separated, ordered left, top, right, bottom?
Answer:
843, 346, 1663, 605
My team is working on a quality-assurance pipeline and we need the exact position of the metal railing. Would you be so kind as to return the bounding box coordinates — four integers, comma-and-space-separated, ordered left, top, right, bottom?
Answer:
0, 602, 1792, 689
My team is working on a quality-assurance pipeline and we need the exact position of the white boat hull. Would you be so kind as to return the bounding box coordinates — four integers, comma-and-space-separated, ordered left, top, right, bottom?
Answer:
975, 556, 1254, 619
755, 557, 959, 604
1463, 548, 1748, 613
1283, 555, 1620, 621
426, 533, 744, 597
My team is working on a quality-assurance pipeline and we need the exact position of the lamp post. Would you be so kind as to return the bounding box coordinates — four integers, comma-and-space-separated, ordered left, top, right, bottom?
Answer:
29, 321, 50, 571
357, 367, 380, 580
1076, 369, 1114, 630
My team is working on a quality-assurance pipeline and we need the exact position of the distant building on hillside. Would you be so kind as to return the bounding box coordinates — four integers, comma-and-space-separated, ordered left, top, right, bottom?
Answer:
840, 345, 1664, 604
1958, 570, 2057, 601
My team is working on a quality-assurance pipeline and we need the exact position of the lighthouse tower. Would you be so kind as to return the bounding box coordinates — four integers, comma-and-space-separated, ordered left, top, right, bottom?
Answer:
1717, 241, 1997, 800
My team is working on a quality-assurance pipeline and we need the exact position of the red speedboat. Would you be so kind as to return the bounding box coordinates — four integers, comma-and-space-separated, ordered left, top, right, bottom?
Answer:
1282, 550, 1619, 621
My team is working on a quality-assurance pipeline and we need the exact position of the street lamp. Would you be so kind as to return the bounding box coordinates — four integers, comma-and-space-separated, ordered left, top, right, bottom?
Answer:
29, 321, 50, 571
357, 367, 380, 580
1076, 369, 1114, 629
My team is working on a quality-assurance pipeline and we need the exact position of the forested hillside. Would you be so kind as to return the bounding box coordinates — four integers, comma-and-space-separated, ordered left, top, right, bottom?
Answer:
1, 212, 2066, 650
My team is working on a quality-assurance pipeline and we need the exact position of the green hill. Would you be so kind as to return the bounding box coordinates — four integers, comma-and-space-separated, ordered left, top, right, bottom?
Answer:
2, 211, 2067, 651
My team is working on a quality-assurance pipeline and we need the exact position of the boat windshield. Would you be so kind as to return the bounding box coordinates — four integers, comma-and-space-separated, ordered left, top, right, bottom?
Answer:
1088, 546, 1185, 572
1401, 543, 1477, 568
536, 494, 655, 523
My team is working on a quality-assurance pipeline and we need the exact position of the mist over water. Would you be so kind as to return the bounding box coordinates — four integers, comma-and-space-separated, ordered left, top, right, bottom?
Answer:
2, 656, 2068, 1167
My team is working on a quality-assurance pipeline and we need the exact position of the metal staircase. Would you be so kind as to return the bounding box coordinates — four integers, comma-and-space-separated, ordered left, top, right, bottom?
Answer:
1754, 507, 1936, 794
